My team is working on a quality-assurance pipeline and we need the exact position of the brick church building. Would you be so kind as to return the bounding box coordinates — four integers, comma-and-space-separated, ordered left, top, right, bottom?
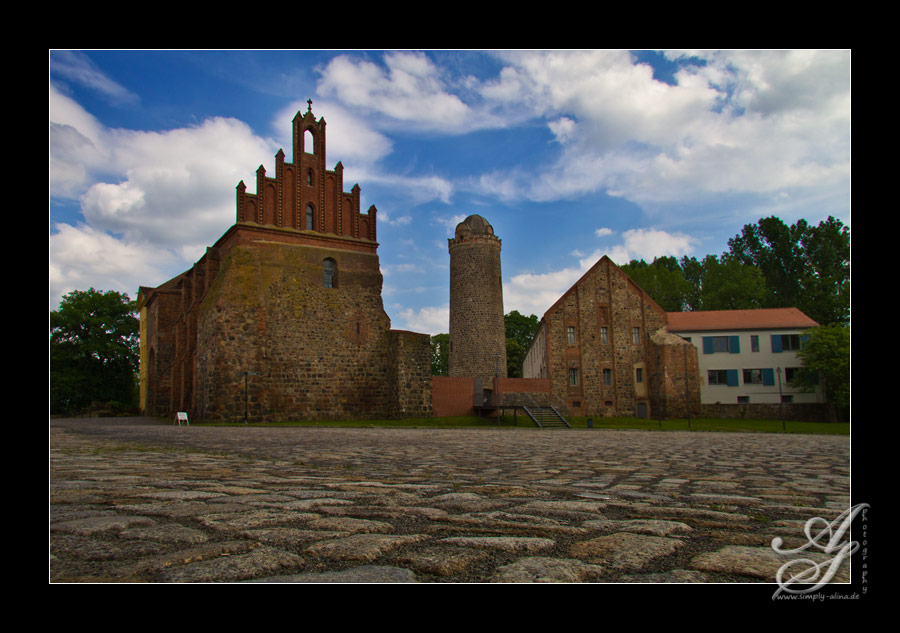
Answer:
137, 103, 432, 422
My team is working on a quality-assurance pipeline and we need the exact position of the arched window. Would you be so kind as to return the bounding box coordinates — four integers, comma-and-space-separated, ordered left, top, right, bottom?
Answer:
306, 204, 315, 230
304, 128, 315, 155
323, 258, 336, 288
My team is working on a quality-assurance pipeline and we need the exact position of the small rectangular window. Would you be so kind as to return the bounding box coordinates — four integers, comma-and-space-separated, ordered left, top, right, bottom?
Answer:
569, 368, 579, 386
603, 368, 612, 385
600, 327, 608, 344
743, 369, 764, 385
708, 370, 728, 385
635, 367, 643, 383
751, 335, 759, 352
633, 327, 640, 344
567, 326, 576, 345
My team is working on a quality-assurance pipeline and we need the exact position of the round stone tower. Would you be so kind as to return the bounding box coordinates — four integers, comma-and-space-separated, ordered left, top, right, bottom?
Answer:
448, 214, 507, 387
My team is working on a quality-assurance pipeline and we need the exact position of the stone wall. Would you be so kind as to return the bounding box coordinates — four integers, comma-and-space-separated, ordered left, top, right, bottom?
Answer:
388, 330, 433, 417
648, 329, 701, 419
699, 402, 835, 423
196, 240, 425, 422
527, 256, 699, 419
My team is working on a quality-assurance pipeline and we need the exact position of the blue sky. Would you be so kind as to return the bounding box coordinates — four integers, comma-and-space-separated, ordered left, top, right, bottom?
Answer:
50, 50, 850, 335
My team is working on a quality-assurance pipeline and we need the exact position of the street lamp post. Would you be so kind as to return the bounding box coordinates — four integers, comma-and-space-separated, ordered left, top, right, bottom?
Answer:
776, 367, 786, 432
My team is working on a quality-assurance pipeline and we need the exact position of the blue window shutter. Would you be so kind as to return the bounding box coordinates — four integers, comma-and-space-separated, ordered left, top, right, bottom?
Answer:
729, 336, 740, 354
771, 335, 782, 353
762, 368, 775, 386
703, 337, 714, 354
726, 369, 739, 386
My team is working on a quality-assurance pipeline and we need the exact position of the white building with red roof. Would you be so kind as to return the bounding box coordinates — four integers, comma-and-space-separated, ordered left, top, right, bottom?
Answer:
666, 308, 824, 407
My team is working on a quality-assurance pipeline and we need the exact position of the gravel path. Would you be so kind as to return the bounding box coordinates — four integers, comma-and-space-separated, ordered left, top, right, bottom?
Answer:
50, 417, 858, 589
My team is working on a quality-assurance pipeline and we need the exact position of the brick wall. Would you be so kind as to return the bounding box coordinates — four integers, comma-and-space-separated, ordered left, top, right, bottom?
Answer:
432, 376, 476, 417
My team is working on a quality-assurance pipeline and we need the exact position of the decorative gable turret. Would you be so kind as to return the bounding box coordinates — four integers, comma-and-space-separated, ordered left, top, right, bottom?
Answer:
234, 100, 376, 242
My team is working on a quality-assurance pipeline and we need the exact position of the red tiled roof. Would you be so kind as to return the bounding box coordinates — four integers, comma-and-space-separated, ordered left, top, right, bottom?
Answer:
666, 308, 819, 332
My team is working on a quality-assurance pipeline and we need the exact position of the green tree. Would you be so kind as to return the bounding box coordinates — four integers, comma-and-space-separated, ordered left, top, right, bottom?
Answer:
727, 216, 849, 325
698, 254, 768, 311
504, 310, 540, 377
793, 325, 850, 419
800, 217, 850, 326
622, 256, 693, 312
50, 288, 139, 414
679, 256, 704, 311
430, 333, 449, 376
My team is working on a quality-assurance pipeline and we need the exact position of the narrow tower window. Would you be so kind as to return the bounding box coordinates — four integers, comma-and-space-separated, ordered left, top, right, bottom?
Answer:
307, 169, 314, 186
306, 204, 315, 230
323, 258, 336, 288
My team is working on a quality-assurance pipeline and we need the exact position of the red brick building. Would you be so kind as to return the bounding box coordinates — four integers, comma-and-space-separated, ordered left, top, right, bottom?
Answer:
137, 104, 432, 422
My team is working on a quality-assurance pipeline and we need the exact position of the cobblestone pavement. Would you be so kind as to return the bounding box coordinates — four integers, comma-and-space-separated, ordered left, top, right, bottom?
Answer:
50, 417, 856, 586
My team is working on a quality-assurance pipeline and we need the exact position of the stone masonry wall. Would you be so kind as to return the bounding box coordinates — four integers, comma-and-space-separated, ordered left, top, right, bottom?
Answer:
388, 329, 433, 417
541, 257, 683, 418
196, 241, 423, 422
448, 233, 507, 386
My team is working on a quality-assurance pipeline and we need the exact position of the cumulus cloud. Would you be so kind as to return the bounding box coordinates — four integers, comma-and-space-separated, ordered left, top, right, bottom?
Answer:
49, 83, 279, 307
49, 223, 180, 308
394, 304, 449, 336
317, 52, 471, 131
474, 50, 850, 208
78, 117, 276, 247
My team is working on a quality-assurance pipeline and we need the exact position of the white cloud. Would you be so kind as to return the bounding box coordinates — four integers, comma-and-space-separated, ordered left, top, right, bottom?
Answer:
607, 228, 696, 263
50, 51, 139, 106
77, 117, 276, 248
50, 223, 180, 308
594, 227, 613, 237
49, 85, 280, 308
317, 52, 471, 131
394, 304, 449, 336
473, 50, 850, 209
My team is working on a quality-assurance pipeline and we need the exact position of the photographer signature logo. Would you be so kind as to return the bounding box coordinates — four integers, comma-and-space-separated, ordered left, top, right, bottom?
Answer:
771, 503, 868, 599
